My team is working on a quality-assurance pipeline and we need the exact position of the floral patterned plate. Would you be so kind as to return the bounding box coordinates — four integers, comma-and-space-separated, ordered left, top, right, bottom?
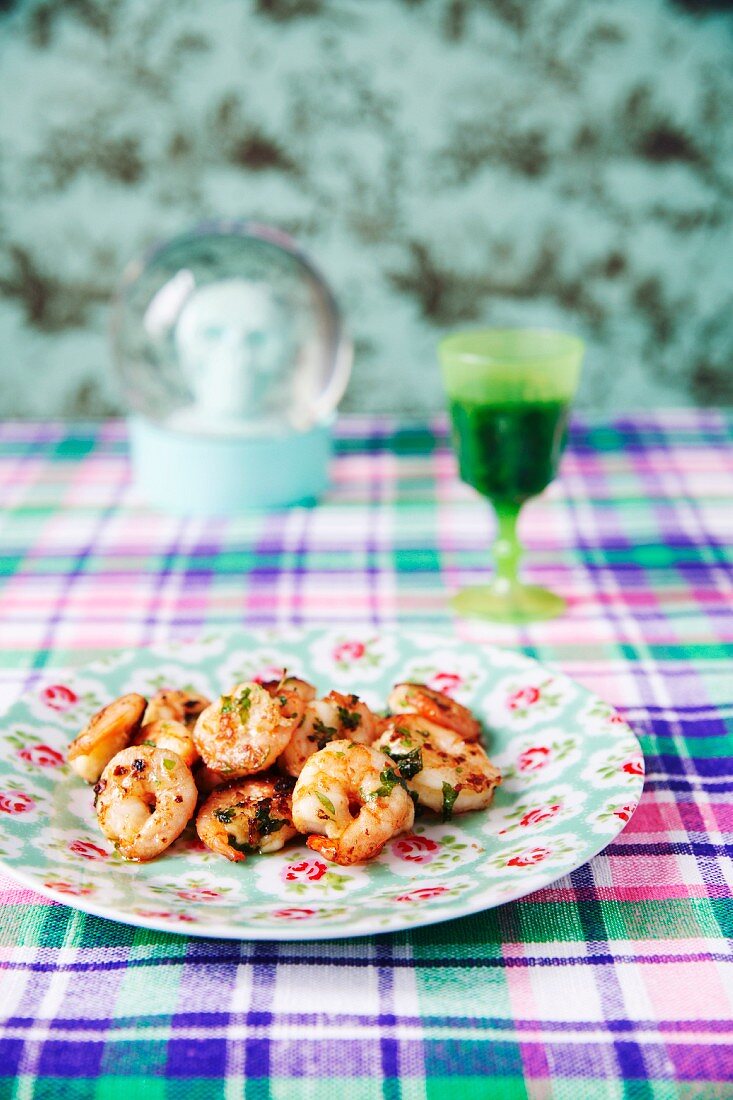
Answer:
0, 628, 644, 940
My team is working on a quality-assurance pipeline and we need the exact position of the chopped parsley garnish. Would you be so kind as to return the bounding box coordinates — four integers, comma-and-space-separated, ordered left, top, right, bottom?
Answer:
216, 798, 287, 844
236, 687, 252, 722
141, 739, 156, 748
254, 798, 288, 837
316, 791, 336, 817
337, 705, 361, 731
441, 782, 459, 821
382, 744, 423, 780
220, 695, 233, 715
162, 758, 176, 772
214, 806, 237, 825
311, 717, 338, 750
227, 834, 256, 855
373, 766, 407, 799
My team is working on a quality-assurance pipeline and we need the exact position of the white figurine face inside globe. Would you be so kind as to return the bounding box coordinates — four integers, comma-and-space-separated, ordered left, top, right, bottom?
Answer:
114, 224, 353, 439
174, 278, 292, 426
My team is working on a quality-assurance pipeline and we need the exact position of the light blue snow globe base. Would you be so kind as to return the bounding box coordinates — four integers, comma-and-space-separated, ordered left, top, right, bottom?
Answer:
128, 415, 333, 514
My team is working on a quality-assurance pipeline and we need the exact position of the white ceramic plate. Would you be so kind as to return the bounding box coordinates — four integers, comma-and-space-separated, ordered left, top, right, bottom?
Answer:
0, 627, 644, 939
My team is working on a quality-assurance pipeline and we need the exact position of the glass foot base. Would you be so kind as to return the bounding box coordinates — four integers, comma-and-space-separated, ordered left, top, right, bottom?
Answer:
450, 584, 566, 623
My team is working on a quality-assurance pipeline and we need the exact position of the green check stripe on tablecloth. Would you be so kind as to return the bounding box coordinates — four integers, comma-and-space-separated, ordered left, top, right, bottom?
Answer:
1, 412, 732, 1099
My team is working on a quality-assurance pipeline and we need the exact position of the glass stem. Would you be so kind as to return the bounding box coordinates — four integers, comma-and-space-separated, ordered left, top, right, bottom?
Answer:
491, 503, 522, 594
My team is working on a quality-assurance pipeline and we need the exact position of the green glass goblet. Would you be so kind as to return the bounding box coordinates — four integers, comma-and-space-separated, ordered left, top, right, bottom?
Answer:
438, 328, 584, 623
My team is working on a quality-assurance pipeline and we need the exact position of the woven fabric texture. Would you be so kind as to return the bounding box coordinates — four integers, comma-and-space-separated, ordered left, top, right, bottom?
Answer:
0, 413, 732, 1099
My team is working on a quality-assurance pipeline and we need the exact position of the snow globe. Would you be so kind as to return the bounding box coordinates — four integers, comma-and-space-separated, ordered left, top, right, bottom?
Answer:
111, 221, 351, 513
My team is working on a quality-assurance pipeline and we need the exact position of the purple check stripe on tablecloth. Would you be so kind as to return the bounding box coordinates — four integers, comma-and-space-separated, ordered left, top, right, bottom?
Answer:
1, 412, 732, 1098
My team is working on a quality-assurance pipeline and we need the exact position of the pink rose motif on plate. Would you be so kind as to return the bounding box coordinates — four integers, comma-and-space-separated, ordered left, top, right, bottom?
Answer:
392, 835, 439, 864
137, 909, 196, 923
253, 666, 286, 685
613, 802, 636, 822
584, 746, 644, 787
506, 846, 551, 868
519, 804, 560, 828
501, 679, 564, 724
517, 746, 551, 772
176, 888, 222, 902
0, 791, 35, 814
395, 885, 450, 903
428, 672, 462, 697
40, 685, 79, 711
18, 745, 64, 768
45, 881, 93, 896
272, 907, 316, 920
508, 686, 541, 711
68, 839, 108, 861
327, 635, 383, 674
283, 858, 328, 883
333, 640, 366, 664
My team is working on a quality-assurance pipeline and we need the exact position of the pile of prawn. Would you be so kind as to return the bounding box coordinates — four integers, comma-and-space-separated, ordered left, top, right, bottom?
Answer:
66, 675, 501, 867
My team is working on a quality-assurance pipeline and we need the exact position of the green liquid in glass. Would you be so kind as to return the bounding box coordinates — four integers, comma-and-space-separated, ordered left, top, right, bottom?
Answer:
448, 398, 570, 506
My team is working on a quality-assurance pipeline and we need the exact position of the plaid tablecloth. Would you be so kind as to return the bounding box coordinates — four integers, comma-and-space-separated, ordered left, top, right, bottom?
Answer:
1, 412, 732, 1099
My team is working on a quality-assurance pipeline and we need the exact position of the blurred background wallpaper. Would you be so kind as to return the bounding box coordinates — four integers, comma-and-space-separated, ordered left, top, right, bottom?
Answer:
0, 0, 732, 418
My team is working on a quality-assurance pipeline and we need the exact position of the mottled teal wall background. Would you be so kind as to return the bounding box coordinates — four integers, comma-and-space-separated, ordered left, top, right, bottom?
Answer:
1, 0, 732, 416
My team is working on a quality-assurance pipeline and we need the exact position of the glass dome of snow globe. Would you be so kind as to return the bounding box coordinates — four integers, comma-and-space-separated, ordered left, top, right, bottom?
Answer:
111, 221, 351, 513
